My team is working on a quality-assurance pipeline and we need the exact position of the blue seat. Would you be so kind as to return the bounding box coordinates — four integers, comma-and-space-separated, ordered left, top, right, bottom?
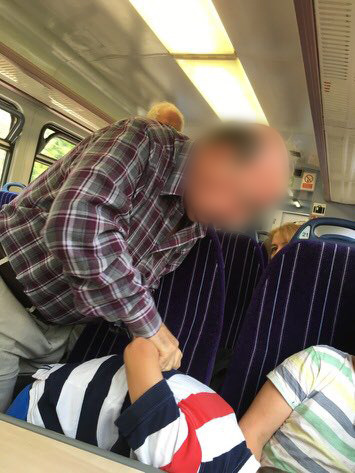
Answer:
0, 182, 26, 208
220, 238, 354, 418
217, 232, 265, 350
68, 229, 225, 384
292, 217, 355, 245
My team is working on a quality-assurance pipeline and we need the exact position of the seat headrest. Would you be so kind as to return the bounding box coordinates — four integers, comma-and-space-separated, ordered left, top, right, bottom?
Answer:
1, 182, 26, 193
291, 217, 355, 245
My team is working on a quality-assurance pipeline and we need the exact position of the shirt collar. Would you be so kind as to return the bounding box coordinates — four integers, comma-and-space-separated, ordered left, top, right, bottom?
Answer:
160, 139, 207, 239
161, 139, 192, 197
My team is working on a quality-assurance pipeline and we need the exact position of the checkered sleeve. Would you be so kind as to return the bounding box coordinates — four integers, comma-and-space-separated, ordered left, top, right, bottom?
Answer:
43, 119, 162, 337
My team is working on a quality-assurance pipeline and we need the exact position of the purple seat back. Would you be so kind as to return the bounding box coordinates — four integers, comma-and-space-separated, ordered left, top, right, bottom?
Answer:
0, 183, 26, 208
218, 232, 264, 349
260, 242, 269, 267
221, 239, 354, 418
68, 229, 225, 384
0, 191, 17, 208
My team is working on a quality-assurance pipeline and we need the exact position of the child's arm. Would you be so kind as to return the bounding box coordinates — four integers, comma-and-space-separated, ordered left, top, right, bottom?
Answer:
239, 380, 292, 461
120, 338, 187, 470
124, 337, 164, 403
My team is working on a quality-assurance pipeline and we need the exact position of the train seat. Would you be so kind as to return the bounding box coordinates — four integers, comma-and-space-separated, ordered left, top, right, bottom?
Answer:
220, 238, 354, 418
0, 182, 26, 207
218, 232, 265, 350
67, 228, 225, 384
292, 217, 355, 245
260, 241, 269, 267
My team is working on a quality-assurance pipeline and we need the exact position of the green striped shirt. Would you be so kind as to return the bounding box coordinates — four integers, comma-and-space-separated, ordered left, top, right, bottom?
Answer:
261, 345, 355, 472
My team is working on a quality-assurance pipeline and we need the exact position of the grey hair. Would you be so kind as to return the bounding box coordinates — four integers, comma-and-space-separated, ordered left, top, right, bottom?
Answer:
147, 101, 184, 131
199, 122, 291, 173
198, 122, 263, 163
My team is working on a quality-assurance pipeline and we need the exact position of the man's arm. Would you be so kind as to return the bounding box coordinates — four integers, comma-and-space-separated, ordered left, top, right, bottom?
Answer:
44, 119, 181, 369
239, 380, 292, 461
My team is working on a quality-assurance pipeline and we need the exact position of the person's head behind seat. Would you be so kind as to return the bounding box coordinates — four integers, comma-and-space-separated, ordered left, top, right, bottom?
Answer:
184, 122, 290, 229
147, 102, 184, 132
266, 222, 300, 259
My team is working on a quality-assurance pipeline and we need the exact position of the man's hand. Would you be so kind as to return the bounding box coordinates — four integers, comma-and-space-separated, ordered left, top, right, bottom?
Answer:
149, 323, 182, 371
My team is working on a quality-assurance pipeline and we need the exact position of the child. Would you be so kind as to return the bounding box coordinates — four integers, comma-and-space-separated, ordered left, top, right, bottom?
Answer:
7, 338, 259, 472
240, 345, 355, 472
265, 223, 300, 259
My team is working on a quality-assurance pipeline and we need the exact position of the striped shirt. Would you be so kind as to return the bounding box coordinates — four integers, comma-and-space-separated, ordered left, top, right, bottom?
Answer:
261, 345, 355, 472
0, 118, 205, 336
20, 356, 259, 472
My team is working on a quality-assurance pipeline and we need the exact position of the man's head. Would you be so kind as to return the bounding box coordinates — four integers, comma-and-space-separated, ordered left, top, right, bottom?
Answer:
184, 122, 290, 228
147, 102, 184, 132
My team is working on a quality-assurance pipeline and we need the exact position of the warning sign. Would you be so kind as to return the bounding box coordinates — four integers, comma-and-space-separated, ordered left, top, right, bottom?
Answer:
301, 171, 317, 191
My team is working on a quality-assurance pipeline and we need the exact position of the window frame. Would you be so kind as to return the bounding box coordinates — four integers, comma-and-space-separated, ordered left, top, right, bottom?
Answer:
30, 124, 80, 182
0, 98, 25, 185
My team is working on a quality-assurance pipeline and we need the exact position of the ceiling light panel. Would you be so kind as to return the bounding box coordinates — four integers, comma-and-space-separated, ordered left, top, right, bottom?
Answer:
129, 0, 234, 54
177, 59, 267, 123
129, 0, 267, 124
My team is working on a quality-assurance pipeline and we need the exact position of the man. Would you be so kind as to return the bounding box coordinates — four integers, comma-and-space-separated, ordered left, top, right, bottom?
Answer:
147, 101, 184, 131
7, 337, 260, 472
240, 345, 355, 472
0, 118, 289, 411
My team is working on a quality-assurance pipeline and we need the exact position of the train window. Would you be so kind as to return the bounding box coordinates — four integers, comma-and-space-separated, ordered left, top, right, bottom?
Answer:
31, 161, 51, 182
30, 125, 79, 182
0, 99, 24, 185
0, 149, 7, 181
0, 109, 12, 139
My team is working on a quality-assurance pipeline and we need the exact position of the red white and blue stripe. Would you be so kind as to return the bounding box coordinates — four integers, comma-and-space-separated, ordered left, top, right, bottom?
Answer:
20, 355, 259, 472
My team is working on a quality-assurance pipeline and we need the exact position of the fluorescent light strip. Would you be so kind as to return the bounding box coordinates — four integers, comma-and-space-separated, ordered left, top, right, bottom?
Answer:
129, 0, 267, 123
129, 0, 234, 55
178, 59, 267, 122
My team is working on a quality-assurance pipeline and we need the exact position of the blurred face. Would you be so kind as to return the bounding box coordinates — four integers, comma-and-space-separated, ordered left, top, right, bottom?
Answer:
184, 138, 288, 228
270, 231, 289, 258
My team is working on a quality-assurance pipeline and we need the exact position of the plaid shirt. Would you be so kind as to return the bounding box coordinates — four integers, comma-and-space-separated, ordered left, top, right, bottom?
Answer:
0, 118, 206, 337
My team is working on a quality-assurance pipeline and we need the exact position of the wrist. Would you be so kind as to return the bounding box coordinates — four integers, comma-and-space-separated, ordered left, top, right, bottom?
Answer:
127, 310, 162, 339
146, 320, 163, 339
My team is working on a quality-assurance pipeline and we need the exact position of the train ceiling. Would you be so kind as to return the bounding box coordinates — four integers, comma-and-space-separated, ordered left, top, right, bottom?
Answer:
0, 0, 352, 204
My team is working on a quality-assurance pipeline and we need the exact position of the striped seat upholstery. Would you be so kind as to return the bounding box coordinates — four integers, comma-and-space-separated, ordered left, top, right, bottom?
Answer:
260, 242, 269, 267
221, 239, 354, 418
0, 191, 18, 207
68, 228, 225, 384
0, 183, 26, 208
218, 232, 264, 350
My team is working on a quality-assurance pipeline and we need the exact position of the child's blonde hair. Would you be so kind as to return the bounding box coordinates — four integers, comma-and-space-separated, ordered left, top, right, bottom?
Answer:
265, 222, 301, 258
